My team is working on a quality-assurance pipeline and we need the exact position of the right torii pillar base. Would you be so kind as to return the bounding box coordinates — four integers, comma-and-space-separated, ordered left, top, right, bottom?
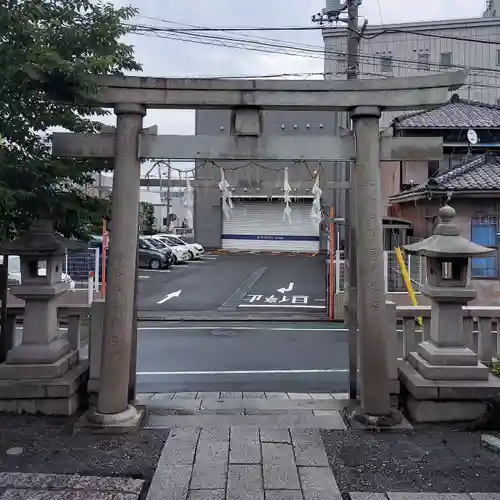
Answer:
76, 405, 146, 434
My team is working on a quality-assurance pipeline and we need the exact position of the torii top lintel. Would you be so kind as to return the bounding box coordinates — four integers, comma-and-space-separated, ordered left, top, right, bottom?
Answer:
94, 71, 466, 111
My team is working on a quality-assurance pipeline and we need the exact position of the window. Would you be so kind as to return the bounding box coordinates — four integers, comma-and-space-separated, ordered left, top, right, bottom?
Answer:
440, 52, 452, 67
471, 215, 499, 278
417, 53, 430, 70
497, 50, 500, 66
496, 99, 500, 107
380, 56, 392, 73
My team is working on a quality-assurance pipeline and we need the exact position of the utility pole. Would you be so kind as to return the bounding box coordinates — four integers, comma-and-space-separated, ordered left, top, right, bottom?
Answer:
312, 0, 366, 400
346, 0, 361, 400
166, 160, 172, 227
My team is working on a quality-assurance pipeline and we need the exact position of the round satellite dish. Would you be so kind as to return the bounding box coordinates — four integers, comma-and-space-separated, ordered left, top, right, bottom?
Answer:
467, 129, 478, 145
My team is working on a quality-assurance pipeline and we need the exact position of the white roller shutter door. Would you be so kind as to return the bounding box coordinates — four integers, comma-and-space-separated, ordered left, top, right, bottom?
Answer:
222, 201, 320, 252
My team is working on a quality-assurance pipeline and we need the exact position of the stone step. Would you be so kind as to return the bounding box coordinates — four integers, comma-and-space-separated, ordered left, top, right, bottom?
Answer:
137, 391, 350, 401
143, 397, 353, 413
144, 411, 347, 429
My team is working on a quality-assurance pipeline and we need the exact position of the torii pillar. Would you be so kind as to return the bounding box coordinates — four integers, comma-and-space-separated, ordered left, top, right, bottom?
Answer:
350, 106, 400, 426
87, 103, 146, 430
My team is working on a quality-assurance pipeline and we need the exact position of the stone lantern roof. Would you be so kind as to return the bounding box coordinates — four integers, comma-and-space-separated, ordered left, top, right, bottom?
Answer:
403, 205, 494, 259
0, 220, 86, 256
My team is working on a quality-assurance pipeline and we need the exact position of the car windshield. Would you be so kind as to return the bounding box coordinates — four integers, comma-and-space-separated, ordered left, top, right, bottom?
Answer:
147, 239, 164, 249
157, 238, 173, 247
169, 236, 186, 246
153, 239, 168, 248
8, 256, 20, 274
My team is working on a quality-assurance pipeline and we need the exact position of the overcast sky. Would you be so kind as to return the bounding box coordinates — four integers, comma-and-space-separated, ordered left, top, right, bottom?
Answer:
101, 0, 486, 176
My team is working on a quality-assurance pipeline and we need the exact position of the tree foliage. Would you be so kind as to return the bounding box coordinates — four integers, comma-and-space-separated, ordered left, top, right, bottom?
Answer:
0, 0, 142, 240
139, 202, 156, 233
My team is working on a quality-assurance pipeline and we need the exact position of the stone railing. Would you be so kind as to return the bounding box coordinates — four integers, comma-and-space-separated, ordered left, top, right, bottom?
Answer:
2, 304, 90, 360
392, 303, 500, 366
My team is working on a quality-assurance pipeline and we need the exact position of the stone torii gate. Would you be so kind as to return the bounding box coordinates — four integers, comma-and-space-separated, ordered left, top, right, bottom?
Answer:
52, 71, 466, 430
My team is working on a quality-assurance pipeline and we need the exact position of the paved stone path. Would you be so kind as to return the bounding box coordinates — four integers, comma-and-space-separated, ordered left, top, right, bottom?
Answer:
138, 392, 350, 402
146, 427, 341, 500
350, 495, 500, 500
143, 392, 348, 500
141, 392, 350, 430
0, 473, 144, 499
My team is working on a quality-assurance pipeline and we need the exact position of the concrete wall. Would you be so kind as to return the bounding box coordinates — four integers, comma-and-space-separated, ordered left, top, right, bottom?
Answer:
394, 198, 500, 306
194, 109, 349, 250
323, 17, 500, 126
380, 160, 431, 215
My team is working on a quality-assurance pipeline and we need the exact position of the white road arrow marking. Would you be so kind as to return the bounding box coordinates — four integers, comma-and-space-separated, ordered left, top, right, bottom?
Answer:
277, 282, 294, 294
157, 289, 182, 304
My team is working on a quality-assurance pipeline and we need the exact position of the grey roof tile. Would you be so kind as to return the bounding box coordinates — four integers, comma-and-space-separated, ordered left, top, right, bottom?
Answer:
390, 154, 500, 199
393, 95, 500, 129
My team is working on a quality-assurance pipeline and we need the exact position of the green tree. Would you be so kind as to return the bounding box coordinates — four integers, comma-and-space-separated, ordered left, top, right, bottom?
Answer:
139, 202, 156, 234
0, 0, 142, 240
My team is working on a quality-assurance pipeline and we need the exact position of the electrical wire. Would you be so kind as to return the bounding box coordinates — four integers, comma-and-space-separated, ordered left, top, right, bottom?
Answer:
130, 23, 500, 82
130, 17, 500, 47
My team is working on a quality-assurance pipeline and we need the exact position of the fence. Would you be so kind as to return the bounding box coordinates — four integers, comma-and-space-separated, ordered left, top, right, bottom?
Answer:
333, 250, 425, 294
393, 304, 500, 366
384, 250, 425, 293
64, 247, 100, 292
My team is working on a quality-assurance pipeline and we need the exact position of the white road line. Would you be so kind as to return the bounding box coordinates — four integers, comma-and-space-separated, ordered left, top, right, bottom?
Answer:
238, 304, 325, 309
139, 276, 150, 279
203, 257, 217, 260
144, 269, 171, 273
16, 327, 67, 331
138, 326, 344, 331
137, 368, 348, 375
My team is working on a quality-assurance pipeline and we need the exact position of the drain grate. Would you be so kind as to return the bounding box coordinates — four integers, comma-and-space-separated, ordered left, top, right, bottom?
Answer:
212, 328, 236, 336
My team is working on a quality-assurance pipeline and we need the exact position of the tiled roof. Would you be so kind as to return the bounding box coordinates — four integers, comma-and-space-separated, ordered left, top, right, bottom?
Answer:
393, 94, 500, 129
390, 154, 500, 202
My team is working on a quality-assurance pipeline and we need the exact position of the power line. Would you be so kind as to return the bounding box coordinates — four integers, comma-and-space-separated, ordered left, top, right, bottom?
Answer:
133, 27, 500, 81
129, 18, 500, 46
130, 18, 500, 78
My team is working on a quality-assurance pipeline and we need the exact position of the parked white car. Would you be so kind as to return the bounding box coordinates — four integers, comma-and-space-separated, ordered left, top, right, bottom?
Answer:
147, 236, 190, 264
7, 255, 75, 290
156, 234, 204, 260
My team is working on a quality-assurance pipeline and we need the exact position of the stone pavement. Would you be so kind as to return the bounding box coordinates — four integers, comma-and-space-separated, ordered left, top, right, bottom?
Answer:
140, 392, 350, 430
142, 392, 348, 500
146, 426, 341, 500
350, 495, 500, 500
138, 392, 350, 402
0, 473, 144, 499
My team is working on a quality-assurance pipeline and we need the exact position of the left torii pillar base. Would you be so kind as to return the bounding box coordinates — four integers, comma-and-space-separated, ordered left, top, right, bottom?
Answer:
75, 405, 146, 434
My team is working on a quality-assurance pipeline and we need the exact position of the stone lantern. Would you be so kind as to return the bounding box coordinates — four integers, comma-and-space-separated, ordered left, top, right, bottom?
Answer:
0, 220, 87, 414
398, 205, 500, 422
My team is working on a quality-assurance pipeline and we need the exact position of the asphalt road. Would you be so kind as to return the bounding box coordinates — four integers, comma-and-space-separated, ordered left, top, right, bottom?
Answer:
136, 253, 327, 314
135, 321, 349, 393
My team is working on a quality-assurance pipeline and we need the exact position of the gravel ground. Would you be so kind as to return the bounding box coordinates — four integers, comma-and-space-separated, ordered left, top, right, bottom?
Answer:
0, 413, 168, 481
322, 427, 500, 495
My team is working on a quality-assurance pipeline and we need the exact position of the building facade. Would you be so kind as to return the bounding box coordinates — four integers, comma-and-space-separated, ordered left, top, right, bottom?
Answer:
194, 109, 347, 251
322, 9, 500, 127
